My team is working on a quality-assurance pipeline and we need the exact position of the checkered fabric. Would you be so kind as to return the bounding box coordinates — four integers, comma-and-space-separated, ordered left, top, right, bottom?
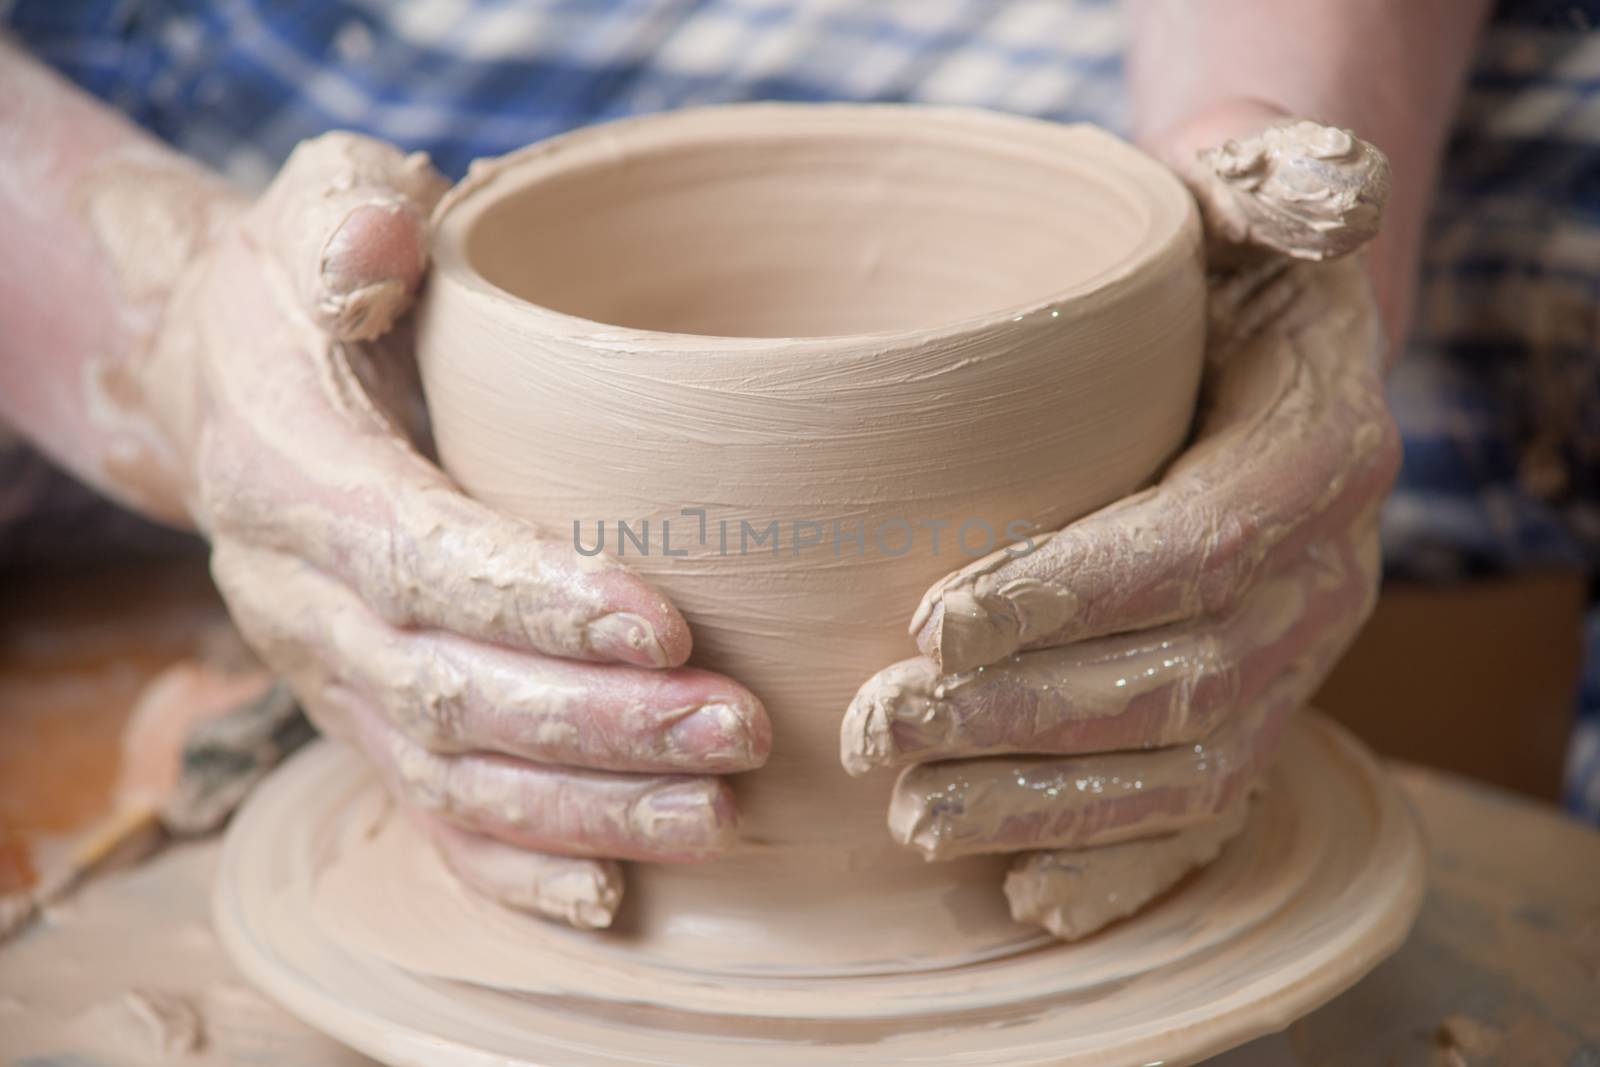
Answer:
6, 0, 1600, 818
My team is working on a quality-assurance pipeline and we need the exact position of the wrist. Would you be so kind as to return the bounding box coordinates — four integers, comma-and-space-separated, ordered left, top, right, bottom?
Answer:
78, 156, 247, 527
1127, 0, 1491, 358
0, 44, 246, 528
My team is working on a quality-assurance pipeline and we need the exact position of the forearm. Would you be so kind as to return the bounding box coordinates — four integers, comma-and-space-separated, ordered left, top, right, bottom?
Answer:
1128, 0, 1492, 352
0, 39, 242, 524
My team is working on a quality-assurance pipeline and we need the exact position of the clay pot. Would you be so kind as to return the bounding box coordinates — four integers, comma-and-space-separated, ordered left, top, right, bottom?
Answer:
416, 103, 1204, 975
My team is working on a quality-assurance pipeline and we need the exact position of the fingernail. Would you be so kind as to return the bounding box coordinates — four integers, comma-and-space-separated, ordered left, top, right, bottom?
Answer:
891, 804, 950, 861
628, 783, 733, 856
665, 703, 761, 770
934, 586, 1019, 673
585, 612, 669, 668
936, 579, 1075, 674
887, 774, 967, 861
321, 202, 403, 287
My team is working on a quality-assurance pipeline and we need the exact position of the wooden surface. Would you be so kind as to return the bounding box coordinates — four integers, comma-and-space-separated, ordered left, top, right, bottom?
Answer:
1316, 568, 1587, 802
2, 562, 1598, 1065
0, 558, 225, 896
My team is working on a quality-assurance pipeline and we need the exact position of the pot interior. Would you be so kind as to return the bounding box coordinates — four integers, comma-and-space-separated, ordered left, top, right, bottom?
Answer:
463, 114, 1156, 338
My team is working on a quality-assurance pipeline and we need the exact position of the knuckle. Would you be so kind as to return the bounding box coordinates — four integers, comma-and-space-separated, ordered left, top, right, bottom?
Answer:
371, 483, 455, 627
1192, 502, 1261, 614
381, 481, 562, 646
1176, 632, 1238, 734
386, 733, 451, 814
363, 560, 416, 630
390, 656, 470, 751
339, 503, 424, 631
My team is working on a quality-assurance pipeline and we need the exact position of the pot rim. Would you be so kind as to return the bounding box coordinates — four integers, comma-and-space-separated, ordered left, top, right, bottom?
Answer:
427, 101, 1201, 353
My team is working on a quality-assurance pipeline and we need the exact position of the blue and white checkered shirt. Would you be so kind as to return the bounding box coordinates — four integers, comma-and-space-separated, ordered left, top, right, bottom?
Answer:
6, 0, 1600, 818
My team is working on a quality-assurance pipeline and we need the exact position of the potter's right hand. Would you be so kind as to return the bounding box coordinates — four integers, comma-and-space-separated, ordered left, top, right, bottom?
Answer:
152, 134, 769, 929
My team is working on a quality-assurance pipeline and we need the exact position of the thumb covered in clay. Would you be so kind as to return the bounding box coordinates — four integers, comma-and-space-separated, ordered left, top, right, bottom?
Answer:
245, 131, 448, 341
1150, 98, 1390, 265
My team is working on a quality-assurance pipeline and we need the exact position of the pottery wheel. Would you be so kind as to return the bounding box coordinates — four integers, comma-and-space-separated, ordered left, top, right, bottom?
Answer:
214, 711, 1425, 1067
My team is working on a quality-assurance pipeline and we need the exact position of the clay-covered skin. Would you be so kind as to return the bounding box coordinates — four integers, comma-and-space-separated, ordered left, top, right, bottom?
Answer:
1003, 792, 1254, 940
42, 101, 773, 928
30, 36, 1388, 941
188, 140, 774, 926
2, 62, 768, 925
1186, 120, 1390, 263
845, 121, 1396, 940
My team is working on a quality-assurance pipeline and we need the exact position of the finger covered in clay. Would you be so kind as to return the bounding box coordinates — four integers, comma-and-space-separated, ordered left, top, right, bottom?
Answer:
337, 688, 739, 862
844, 522, 1379, 772
246, 131, 448, 341
211, 542, 770, 773
424, 814, 624, 930
192, 227, 692, 669
1005, 791, 1255, 940
885, 678, 1294, 861
910, 256, 1395, 674
1184, 119, 1390, 264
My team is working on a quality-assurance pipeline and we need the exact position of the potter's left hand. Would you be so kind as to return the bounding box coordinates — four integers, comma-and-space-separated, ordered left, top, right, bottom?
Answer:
841, 115, 1399, 940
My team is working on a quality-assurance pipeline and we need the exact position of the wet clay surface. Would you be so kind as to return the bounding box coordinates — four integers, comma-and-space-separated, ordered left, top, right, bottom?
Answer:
417, 105, 1207, 971
3, 765, 1591, 1065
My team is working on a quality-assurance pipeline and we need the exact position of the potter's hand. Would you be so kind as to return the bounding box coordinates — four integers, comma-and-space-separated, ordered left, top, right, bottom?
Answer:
841, 117, 1397, 940
151, 134, 768, 929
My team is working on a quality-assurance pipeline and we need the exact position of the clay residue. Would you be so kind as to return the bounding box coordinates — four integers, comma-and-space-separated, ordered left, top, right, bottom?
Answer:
885, 694, 1271, 861
1005, 791, 1254, 939
244, 132, 444, 341
80, 988, 207, 1057
911, 248, 1391, 678
73, 156, 234, 304
215, 713, 1425, 1066
1189, 120, 1390, 263
430, 817, 623, 929
67, 150, 241, 525
845, 567, 1315, 774
0, 840, 371, 1066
